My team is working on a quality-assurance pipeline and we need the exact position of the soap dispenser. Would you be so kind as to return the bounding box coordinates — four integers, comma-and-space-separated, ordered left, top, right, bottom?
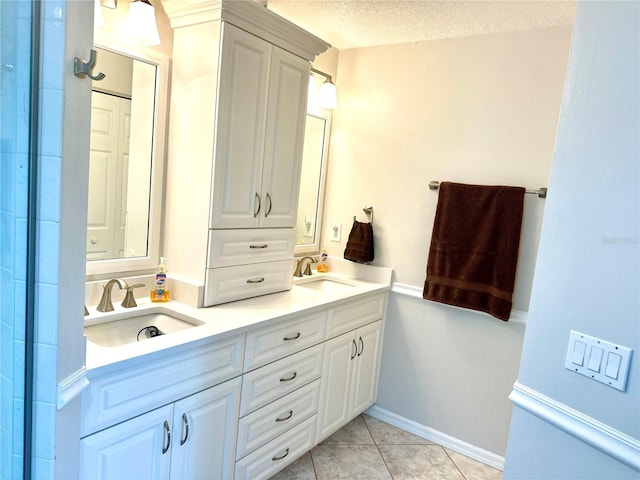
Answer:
150, 257, 170, 302
317, 247, 329, 273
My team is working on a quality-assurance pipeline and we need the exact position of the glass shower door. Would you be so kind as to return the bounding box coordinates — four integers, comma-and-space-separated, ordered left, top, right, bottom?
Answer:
0, 1, 37, 478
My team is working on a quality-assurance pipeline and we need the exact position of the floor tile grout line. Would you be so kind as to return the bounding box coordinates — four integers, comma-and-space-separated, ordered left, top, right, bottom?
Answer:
443, 446, 468, 480
361, 414, 396, 480
309, 449, 319, 480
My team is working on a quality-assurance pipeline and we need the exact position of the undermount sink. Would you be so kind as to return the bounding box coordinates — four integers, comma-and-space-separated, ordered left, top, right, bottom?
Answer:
84, 310, 203, 348
296, 277, 356, 293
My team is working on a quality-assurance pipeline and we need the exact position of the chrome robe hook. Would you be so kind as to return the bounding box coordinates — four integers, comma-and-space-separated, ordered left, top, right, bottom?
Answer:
74, 49, 105, 81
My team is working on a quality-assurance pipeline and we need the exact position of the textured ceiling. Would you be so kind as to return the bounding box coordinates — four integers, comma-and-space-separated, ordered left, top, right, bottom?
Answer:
267, 0, 576, 50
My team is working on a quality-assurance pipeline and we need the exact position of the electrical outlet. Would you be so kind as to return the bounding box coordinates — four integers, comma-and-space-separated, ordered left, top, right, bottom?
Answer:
330, 222, 342, 242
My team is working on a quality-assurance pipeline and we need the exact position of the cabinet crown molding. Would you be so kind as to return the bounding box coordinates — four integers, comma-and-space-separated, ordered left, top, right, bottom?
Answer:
161, 0, 331, 61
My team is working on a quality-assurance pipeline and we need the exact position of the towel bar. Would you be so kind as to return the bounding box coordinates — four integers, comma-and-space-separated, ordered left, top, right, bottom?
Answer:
428, 181, 547, 198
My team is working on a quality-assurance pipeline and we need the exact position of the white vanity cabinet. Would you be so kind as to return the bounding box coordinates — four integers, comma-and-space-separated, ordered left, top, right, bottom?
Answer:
210, 23, 310, 230
79, 333, 245, 480
80, 378, 241, 480
204, 22, 310, 306
316, 321, 383, 442
316, 292, 387, 443
161, 0, 330, 306
81, 284, 389, 480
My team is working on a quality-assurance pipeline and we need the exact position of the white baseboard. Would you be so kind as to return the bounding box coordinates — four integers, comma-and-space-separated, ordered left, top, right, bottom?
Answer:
510, 381, 640, 472
365, 404, 505, 471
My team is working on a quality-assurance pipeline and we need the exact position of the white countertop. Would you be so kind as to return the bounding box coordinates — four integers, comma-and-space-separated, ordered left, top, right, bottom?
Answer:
84, 264, 392, 375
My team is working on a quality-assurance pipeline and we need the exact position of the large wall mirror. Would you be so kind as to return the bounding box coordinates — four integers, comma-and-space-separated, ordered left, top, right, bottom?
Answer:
85, 45, 169, 277
295, 112, 331, 255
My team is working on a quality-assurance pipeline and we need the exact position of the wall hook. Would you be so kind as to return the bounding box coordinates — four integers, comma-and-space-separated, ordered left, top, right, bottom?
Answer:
74, 49, 105, 81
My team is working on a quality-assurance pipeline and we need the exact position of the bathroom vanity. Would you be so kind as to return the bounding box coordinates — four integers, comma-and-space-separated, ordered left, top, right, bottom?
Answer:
80, 264, 391, 479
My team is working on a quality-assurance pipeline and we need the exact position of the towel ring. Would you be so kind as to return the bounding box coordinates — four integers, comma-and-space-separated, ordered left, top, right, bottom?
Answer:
353, 206, 374, 224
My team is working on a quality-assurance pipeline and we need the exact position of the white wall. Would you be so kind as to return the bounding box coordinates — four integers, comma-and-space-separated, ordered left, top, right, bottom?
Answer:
504, 2, 639, 478
324, 26, 573, 456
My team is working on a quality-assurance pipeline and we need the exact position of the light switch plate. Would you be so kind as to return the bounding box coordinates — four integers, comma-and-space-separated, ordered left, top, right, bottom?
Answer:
330, 222, 342, 242
565, 330, 633, 392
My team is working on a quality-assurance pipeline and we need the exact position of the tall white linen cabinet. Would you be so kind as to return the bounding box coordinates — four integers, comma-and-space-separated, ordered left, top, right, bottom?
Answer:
160, 0, 330, 306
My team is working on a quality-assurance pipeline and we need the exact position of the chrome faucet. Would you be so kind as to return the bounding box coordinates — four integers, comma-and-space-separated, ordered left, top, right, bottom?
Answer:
97, 278, 129, 312
293, 256, 317, 277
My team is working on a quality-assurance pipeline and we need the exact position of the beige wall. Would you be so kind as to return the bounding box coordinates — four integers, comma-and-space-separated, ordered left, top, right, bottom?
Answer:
324, 26, 573, 456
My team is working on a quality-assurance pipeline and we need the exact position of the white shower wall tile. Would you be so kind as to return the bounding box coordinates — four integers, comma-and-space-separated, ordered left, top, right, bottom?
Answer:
35, 220, 60, 285
14, 153, 29, 217
38, 89, 64, 158
34, 342, 57, 404
32, 0, 67, 474
13, 218, 27, 282
13, 280, 26, 342
35, 283, 58, 345
15, 89, 31, 156
37, 156, 61, 222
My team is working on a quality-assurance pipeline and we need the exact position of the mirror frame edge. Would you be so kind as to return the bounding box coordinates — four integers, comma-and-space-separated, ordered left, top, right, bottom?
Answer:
294, 109, 331, 256
85, 44, 170, 278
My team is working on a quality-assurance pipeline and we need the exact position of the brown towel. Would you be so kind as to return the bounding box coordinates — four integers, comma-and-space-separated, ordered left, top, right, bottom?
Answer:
344, 220, 374, 263
423, 182, 525, 321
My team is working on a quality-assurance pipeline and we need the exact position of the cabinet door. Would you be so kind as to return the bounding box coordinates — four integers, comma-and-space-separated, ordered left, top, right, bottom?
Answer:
80, 404, 173, 480
211, 23, 271, 229
349, 320, 383, 417
260, 46, 310, 228
316, 331, 356, 442
170, 377, 242, 480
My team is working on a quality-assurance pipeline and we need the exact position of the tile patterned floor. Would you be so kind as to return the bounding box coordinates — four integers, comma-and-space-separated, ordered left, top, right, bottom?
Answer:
270, 414, 503, 480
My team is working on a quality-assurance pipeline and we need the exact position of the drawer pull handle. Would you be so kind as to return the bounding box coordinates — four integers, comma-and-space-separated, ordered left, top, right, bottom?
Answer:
272, 448, 290, 461
279, 371, 297, 382
357, 336, 364, 356
162, 420, 171, 454
351, 339, 358, 360
246, 277, 265, 284
275, 410, 293, 422
283, 332, 301, 341
180, 413, 189, 446
249, 244, 268, 249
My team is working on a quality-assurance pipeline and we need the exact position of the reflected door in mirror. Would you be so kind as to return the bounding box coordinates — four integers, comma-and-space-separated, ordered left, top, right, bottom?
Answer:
86, 48, 156, 261
87, 92, 130, 260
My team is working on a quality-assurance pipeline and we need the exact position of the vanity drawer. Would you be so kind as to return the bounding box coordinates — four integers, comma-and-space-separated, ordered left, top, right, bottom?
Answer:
234, 415, 317, 480
236, 379, 320, 460
81, 334, 244, 437
244, 310, 327, 372
204, 259, 293, 306
240, 344, 323, 416
207, 228, 295, 268
326, 292, 387, 338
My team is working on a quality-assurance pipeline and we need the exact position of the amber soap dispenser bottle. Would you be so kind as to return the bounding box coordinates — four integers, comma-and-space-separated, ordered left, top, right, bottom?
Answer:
150, 257, 170, 302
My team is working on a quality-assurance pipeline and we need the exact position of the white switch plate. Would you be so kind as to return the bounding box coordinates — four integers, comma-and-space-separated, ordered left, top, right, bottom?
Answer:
330, 222, 342, 242
565, 330, 632, 392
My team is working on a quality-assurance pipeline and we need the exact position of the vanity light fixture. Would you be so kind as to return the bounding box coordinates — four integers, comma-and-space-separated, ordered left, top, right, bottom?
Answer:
125, 0, 161, 46
310, 68, 338, 110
